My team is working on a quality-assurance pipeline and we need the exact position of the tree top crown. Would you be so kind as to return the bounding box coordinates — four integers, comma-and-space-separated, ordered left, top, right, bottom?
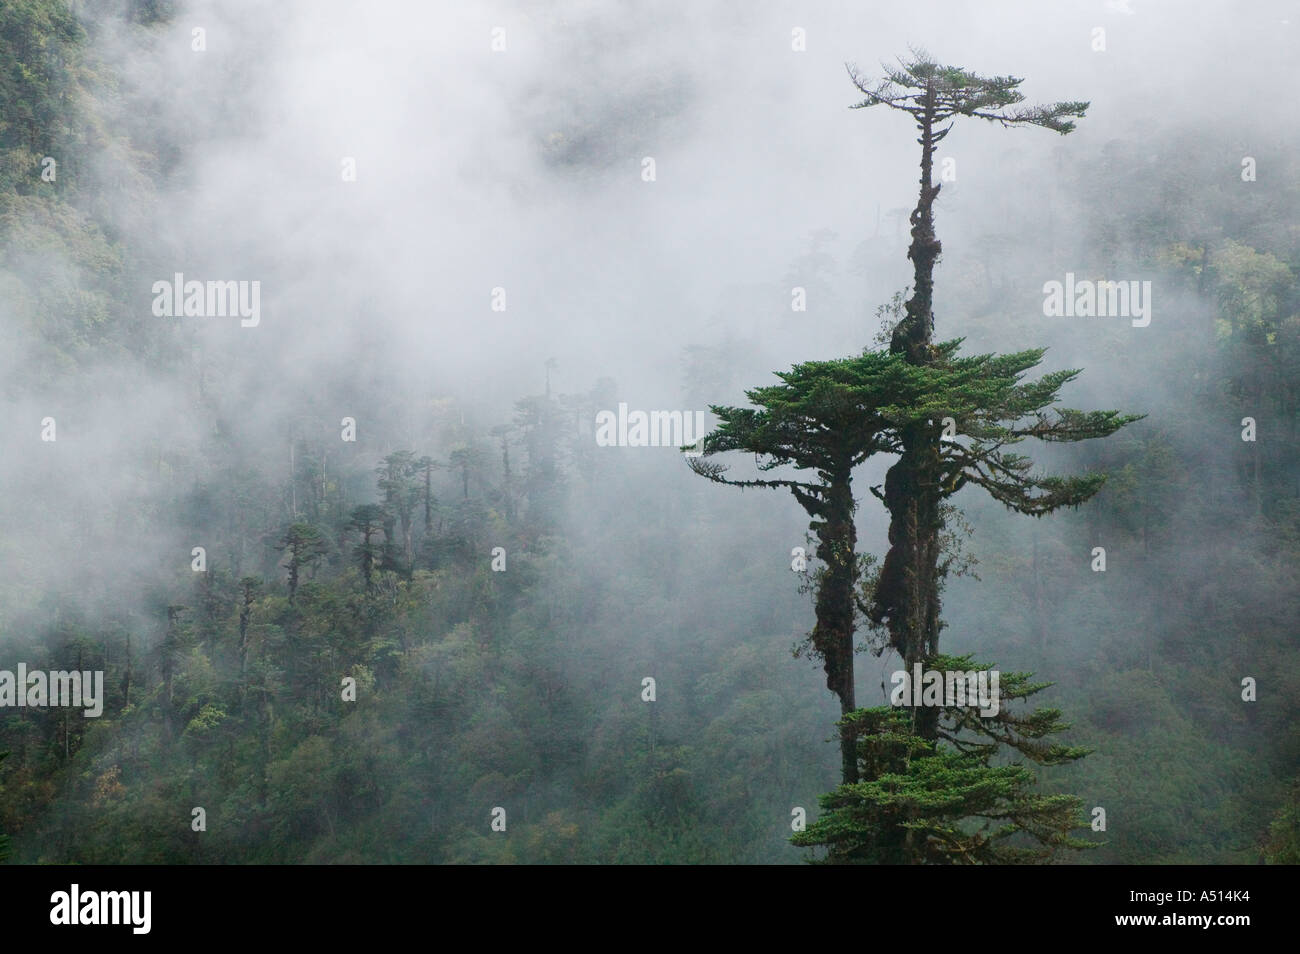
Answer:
847, 47, 1088, 135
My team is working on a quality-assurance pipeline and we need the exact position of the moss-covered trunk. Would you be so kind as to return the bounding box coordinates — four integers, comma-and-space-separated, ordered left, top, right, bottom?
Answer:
873, 80, 945, 742
808, 466, 860, 782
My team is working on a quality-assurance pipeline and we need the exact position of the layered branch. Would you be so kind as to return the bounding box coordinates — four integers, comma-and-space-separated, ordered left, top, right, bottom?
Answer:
794, 655, 1097, 864
847, 47, 1088, 135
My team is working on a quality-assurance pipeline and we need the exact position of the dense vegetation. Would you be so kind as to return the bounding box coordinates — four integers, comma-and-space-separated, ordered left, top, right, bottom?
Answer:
0, 2, 1296, 863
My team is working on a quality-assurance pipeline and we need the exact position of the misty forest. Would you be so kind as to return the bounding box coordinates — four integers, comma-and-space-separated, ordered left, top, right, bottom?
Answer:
0, 0, 1297, 865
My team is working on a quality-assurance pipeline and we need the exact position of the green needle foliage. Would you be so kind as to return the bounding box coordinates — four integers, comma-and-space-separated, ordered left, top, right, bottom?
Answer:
848, 50, 1088, 136
794, 656, 1097, 864
919, 344, 1142, 517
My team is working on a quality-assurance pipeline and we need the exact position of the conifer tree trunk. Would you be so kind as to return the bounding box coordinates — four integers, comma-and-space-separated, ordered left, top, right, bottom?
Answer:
876, 80, 946, 741
808, 468, 860, 782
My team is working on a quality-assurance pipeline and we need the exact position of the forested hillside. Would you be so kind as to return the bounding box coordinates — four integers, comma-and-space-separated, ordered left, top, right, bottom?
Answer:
0, 0, 1296, 864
